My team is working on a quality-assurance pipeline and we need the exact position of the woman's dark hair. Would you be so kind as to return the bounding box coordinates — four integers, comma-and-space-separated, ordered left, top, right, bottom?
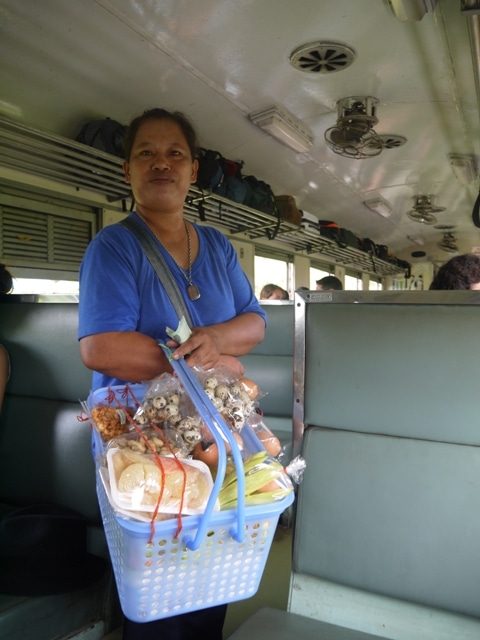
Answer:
123, 108, 199, 161
429, 253, 480, 290
316, 275, 343, 291
0, 264, 13, 294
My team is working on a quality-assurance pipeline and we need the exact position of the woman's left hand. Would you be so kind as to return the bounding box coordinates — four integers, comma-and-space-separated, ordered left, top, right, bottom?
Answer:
169, 326, 243, 372
167, 312, 264, 374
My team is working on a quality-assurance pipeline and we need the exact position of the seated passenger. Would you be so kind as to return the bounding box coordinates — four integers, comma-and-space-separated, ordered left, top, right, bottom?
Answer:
260, 283, 289, 300
316, 275, 343, 291
429, 253, 480, 290
0, 263, 13, 294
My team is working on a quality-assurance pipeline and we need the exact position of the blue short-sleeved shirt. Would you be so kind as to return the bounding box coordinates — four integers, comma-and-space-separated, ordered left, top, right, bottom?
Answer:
78, 213, 266, 390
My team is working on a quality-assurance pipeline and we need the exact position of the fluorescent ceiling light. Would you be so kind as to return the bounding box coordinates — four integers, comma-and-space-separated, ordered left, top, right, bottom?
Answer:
448, 153, 477, 185
385, 0, 437, 22
407, 234, 425, 246
363, 197, 393, 218
249, 105, 314, 153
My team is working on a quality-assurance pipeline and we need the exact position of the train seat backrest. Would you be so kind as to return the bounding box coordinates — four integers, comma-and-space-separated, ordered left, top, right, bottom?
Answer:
289, 425, 480, 637
228, 298, 480, 640
290, 298, 480, 635
0, 299, 120, 640
239, 302, 294, 449
0, 302, 96, 520
228, 423, 480, 640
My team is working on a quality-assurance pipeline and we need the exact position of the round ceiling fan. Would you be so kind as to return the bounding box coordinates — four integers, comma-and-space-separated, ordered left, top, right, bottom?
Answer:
324, 96, 384, 159
406, 195, 446, 225
324, 96, 406, 160
437, 232, 458, 253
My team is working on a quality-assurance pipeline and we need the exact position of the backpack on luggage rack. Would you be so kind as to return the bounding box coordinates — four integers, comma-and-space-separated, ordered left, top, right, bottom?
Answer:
75, 117, 127, 158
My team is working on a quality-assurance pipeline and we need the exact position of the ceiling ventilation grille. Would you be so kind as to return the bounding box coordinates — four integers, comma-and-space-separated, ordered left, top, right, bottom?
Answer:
378, 134, 407, 149
289, 41, 356, 74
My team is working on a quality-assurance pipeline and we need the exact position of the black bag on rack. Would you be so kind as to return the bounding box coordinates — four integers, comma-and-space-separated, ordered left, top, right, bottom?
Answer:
389, 256, 412, 278
195, 148, 227, 196
196, 149, 247, 204
75, 117, 127, 158
339, 228, 361, 250
242, 175, 276, 214
224, 158, 247, 204
318, 221, 346, 246
359, 237, 377, 254
375, 244, 391, 261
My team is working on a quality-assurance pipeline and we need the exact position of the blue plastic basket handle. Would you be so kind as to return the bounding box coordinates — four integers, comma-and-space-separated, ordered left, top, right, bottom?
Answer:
160, 345, 246, 550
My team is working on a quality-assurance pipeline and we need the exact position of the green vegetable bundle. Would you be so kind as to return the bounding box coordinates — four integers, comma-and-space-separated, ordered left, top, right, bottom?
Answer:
218, 450, 293, 510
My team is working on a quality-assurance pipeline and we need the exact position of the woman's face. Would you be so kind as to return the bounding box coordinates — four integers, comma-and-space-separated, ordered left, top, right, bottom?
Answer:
123, 118, 198, 215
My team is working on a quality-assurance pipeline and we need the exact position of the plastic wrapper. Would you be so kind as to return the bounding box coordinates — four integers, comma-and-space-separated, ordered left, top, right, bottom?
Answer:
86, 383, 145, 443
90, 405, 134, 442
247, 413, 283, 458
132, 373, 203, 456
184, 365, 266, 468
106, 426, 186, 458
193, 364, 264, 431
105, 448, 215, 516
285, 455, 307, 485
218, 449, 295, 510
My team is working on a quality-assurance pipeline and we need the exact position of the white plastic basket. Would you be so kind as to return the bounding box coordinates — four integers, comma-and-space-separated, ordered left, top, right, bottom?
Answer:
90, 363, 294, 622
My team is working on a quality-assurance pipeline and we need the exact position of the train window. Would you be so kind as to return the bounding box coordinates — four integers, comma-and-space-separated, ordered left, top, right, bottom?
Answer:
369, 278, 383, 291
310, 266, 332, 289
254, 254, 290, 298
344, 272, 362, 290
12, 277, 79, 299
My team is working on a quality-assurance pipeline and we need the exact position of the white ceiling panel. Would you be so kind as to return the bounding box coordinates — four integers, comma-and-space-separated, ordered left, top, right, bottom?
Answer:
1, 0, 480, 260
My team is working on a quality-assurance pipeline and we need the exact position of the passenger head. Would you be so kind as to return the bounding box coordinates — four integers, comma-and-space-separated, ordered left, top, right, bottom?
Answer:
260, 284, 289, 300
316, 275, 343, 291
429, 253, 480, 290
0, 264, 13, 294
123, 107, 199, 162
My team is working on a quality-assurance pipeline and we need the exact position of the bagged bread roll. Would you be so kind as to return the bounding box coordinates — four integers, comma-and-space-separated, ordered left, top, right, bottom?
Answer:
107, 448, 214, 515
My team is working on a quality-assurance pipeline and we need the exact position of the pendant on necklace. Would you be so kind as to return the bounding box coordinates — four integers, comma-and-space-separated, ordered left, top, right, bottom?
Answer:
187, 284, 201, 301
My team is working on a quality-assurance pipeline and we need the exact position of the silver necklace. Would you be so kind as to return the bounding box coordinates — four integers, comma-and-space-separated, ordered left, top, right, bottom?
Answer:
137, 213, 201, 301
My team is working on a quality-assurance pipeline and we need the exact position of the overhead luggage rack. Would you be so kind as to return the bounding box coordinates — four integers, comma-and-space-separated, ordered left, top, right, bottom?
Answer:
0, 116, 131, 201
0, 116, 405, 277
183, 192, 404, 276
274, 226, 401, 276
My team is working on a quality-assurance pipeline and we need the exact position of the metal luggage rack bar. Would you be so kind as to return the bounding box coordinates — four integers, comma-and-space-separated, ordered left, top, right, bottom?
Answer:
0, 117, 405, 277
183, 187, 299, 239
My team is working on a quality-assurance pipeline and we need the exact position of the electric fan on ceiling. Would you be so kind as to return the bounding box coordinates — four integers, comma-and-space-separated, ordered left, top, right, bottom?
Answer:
406, 195, 445, 225
324, 96, 406, 159
437, 232, 458, 253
